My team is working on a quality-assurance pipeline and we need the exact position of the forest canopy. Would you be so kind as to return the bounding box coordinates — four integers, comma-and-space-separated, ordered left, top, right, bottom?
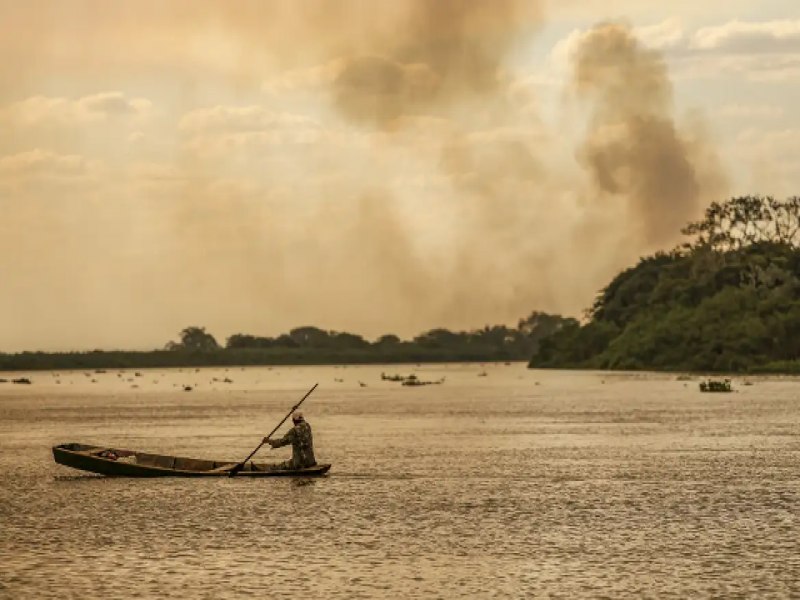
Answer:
530, 195, 800, 373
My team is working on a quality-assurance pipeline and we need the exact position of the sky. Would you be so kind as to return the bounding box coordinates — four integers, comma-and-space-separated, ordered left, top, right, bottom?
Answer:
1, 0, 798, 351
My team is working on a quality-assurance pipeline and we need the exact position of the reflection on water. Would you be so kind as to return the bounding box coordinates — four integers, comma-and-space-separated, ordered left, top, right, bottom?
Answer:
1, 364, 799, 598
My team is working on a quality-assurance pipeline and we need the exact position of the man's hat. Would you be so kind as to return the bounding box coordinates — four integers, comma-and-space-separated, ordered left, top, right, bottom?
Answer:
292, 411, 304, 422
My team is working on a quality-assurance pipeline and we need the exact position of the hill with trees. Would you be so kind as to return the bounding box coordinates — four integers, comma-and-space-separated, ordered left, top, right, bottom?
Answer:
530, 196, 800, 373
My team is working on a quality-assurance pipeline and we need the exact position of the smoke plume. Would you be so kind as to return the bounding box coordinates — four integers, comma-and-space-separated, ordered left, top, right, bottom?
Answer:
330, 0, 541, 127
571, 23, 725, 249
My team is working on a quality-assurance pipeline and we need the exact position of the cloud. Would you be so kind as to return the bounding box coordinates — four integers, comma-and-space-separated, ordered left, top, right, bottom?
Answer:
657, 19, 800, 81
178, 105, 315, 134
552, 18, 685, 68
2, 92, 151, 126
549, 0, 767, 20
80, 92, 152, 116
691, 19, 800, 52
634, 18, 685, 50
176, 106, 359, 164
0, 149, 102, 201
176, 105, 334, 160
672, 52, 800, 82
718, 103, 785, 119
549, 28, 586, 69
262, 59, 346, 94
550, 19, 800, 83
0, 149, 94, 178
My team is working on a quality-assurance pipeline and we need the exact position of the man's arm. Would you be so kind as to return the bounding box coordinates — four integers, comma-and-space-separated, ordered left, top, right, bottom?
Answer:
266, 427, 296, 448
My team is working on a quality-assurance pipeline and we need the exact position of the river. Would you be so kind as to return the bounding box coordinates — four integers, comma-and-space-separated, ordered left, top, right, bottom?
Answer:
1, 364, 798, 598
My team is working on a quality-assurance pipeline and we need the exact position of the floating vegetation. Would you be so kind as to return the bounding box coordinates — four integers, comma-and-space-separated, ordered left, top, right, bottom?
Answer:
401, 374, 444, 387
381, 373, 407, 382
380, 372, 444, 386
699, 379, 732, 393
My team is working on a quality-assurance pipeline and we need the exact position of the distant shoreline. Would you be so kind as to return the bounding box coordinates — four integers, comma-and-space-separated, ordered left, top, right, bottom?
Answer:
0, 349, 797, 375
0, 349, 527, 372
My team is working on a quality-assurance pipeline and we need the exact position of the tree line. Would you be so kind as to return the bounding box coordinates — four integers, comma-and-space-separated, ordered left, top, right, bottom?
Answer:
169, 312, 574, 356
0, 312, 576, 371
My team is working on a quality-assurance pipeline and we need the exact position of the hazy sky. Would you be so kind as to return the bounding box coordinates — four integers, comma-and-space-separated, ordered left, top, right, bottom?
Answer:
1, 0, 798, 351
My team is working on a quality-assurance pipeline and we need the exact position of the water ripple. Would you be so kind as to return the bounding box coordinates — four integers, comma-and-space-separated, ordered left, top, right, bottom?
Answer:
1, 366, 799, 598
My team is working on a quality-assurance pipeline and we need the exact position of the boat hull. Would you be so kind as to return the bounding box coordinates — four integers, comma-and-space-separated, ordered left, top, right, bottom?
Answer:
53, 443, 331, 477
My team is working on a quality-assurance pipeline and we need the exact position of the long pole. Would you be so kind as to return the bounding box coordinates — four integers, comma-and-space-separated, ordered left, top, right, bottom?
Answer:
228, 382, 318, 477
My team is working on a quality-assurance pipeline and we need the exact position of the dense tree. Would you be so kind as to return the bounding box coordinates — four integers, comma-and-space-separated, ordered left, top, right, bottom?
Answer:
274, 334, 299, 348
375, 334, 401, 346
167, 326, 220, 351
473, 325, 516, 348
517, 311, 580, 354
332, 332, 369, 349
413, 328, 466, 348
226, 334, 275, 349
289, 326, 331, 347
531, 196, 800, 372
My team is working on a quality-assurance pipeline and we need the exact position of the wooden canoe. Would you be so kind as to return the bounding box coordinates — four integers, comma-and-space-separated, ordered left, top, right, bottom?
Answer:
52, 443, 331, 477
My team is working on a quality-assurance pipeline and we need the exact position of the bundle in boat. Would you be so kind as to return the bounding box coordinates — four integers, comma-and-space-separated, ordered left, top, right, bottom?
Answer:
699, 379, 732, 393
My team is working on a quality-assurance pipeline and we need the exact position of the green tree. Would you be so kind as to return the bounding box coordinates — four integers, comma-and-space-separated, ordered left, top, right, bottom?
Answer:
168, 326, 220, 351
289, 326, 331, 347
226, 334, 275, 349
517, 311, 579, 354
413, 328, 465, 348
375, 334, 401, 346
682, 195, 800, 251
331, 332, 369, 349
530, 195, 800, 372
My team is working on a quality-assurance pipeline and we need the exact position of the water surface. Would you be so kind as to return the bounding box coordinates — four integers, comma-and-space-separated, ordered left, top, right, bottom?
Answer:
1, 364, 798, 598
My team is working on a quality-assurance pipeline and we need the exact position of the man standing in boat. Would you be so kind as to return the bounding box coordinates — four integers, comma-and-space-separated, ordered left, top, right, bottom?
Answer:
263, 411, 316, 470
